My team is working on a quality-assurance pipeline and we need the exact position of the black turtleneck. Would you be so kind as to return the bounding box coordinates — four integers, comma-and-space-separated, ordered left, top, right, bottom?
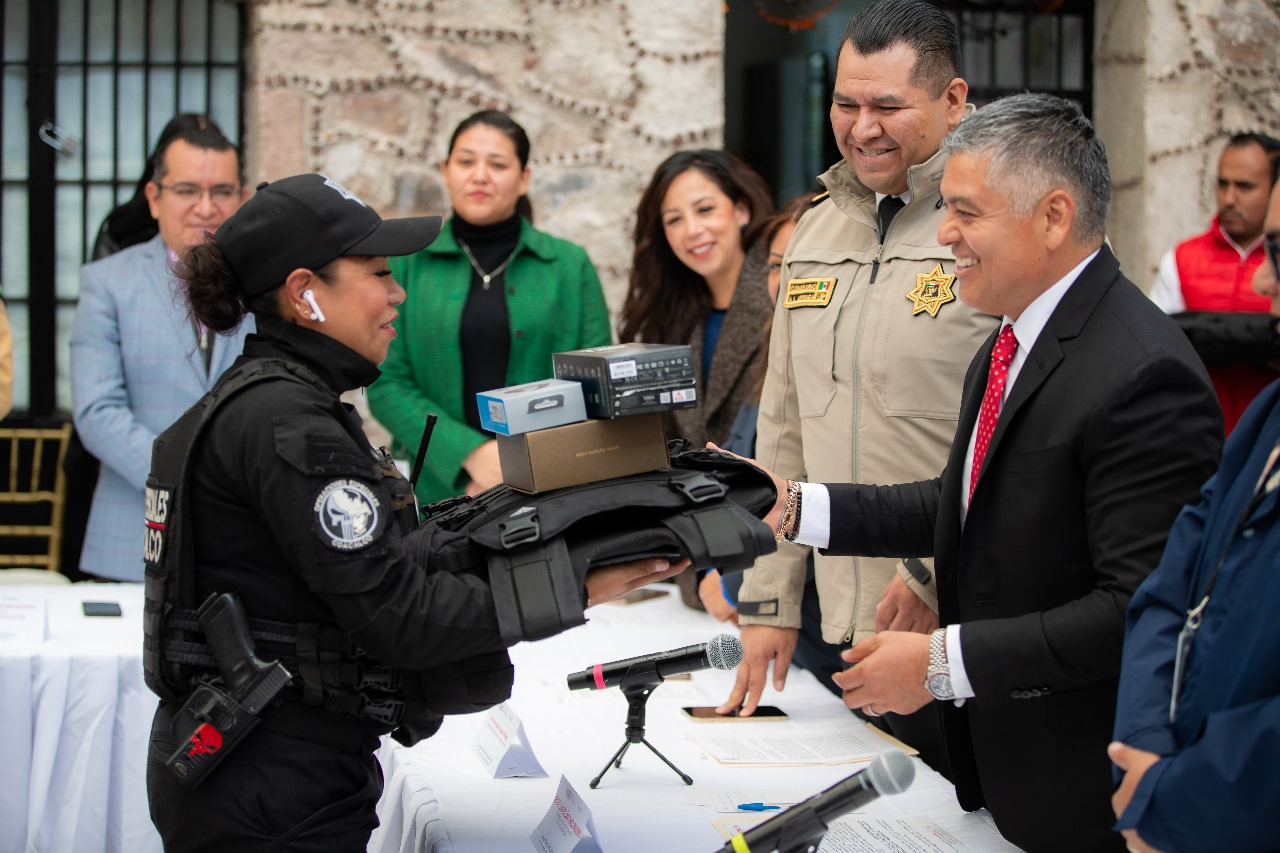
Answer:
453, 213, 519, 430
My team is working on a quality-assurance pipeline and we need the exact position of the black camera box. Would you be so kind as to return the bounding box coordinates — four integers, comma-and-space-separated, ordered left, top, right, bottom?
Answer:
552, 343, 697, 419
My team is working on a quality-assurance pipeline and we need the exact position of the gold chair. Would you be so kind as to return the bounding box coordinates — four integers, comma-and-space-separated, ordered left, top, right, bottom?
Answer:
0, 423, 72, 574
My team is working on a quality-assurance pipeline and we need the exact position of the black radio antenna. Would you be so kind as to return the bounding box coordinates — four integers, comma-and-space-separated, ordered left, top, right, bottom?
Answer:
409, 413, 438, 492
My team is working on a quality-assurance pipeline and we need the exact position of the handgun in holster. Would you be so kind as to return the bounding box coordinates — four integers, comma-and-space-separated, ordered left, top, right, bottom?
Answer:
164, 592, 293, 788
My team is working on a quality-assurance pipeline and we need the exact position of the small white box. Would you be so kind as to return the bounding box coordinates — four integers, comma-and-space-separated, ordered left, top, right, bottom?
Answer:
477, 379, 588, 436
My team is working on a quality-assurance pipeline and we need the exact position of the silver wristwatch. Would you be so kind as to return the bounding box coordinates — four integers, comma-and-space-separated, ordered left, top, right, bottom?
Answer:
924, 628, 955, 701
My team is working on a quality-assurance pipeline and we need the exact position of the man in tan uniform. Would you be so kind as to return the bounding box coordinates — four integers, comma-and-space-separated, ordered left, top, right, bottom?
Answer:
719, 0, 996, 769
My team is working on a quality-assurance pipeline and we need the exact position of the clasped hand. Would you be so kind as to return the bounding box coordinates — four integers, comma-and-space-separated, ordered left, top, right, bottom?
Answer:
835, 631, 933, 716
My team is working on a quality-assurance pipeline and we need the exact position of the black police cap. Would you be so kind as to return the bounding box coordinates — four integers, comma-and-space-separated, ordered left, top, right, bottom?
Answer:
215, 173, 442, 297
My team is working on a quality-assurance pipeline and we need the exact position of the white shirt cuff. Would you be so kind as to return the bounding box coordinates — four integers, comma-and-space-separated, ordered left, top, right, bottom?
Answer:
793, 482, 830, 549
946, 624, 975, 704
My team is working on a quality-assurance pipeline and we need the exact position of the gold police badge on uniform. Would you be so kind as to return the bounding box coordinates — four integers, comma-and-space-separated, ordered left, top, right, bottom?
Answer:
784, 277, 837, 309
906, 264, 956, 317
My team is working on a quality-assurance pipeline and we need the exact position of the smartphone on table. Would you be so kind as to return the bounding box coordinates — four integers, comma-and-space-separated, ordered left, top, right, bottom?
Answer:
682, 705, 788, 721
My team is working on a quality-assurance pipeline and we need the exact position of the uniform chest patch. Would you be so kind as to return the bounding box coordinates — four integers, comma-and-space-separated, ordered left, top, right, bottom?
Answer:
313, 479, 383, 551
906, 264, 956, 317
784, 277, 837, 308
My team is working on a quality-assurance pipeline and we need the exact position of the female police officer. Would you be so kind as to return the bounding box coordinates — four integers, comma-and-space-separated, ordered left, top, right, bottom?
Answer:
143, 174, 685, 851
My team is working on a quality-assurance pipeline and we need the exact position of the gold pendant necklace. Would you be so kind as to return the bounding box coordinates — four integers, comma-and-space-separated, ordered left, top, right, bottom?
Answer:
458, 239, 517, 290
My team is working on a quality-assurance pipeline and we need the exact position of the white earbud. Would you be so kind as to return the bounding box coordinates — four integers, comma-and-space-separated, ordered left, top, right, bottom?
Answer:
302, 288, 326, 323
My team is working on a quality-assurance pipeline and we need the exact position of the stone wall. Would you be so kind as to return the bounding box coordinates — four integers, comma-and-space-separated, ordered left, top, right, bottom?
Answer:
243, 0, 1280, 321
243, 0, 726, 446
1096, 0, 1280, 288
244, 0, 726, 317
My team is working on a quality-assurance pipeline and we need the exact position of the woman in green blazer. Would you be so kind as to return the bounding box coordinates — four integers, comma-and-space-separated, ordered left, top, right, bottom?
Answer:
370, 111, 611, 504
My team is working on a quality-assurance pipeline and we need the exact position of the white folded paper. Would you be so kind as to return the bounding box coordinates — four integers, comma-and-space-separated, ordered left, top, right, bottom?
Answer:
0, 592, 46, 643
471, 702, 546, 779
530, 775, 602, 853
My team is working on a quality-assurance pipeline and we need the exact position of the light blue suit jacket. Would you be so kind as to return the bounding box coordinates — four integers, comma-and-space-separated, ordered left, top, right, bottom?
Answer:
70, 234, 253, 580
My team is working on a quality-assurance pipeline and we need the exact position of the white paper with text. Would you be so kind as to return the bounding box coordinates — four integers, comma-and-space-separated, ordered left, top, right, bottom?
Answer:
530, 775, 602, 853
471, 702, 547, 779
0, 592, 46, 643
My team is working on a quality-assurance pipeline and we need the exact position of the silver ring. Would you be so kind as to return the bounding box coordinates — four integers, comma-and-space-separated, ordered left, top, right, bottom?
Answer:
864, 705, 881, 718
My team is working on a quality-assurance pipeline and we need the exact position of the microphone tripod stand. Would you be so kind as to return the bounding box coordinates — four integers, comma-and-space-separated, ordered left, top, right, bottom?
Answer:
589, 663, 693, 788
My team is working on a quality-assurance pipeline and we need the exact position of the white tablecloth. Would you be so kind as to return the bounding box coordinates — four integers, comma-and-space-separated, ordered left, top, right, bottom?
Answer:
0, 583, 162, 853
1, 584, 1026, 853
369, 591, 1024, 853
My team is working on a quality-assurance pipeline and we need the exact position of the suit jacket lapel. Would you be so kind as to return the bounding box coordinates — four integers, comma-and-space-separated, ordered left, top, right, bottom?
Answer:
979, 334, 1062, 473
969, 246, 1120, 497
938, 326, 996, 552
144, 237, 208, 387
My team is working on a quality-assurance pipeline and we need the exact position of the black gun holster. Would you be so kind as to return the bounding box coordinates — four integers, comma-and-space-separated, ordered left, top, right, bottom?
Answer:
162, 592, 292, 788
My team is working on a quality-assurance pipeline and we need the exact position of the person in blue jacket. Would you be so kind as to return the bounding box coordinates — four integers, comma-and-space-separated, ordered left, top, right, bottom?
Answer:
1110, 180, 1280, 853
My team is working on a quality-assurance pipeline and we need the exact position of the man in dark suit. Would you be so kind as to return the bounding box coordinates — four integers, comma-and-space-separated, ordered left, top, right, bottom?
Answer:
762, 94, 1223, 851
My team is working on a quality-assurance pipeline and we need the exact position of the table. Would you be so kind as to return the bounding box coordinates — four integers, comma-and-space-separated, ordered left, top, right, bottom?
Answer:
369, 591, 1024, 853
0, 583, 162, 853
1, 585, 1025, 853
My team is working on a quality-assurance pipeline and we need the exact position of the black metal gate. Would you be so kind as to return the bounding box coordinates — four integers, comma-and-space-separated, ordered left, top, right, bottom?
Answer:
942, 0, 1093, 114
1, 0, 245, 422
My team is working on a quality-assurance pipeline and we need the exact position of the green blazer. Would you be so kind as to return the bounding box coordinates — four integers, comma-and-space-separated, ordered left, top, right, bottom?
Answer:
370, 217, 612, 504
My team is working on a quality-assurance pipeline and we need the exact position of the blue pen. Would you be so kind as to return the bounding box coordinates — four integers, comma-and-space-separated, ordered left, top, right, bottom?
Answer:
736, 803, 780, 811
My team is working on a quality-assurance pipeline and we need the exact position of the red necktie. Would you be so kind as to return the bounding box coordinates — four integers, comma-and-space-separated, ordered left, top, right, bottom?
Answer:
969, 324, 1018, 503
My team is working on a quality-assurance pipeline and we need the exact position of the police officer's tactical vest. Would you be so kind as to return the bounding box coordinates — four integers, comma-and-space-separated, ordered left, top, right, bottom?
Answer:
415, 442, 778, 646
143, 358, 501, 745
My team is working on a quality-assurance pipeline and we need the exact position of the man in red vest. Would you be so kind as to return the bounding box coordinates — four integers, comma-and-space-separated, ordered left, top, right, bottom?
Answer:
1149, 133, 1280, 434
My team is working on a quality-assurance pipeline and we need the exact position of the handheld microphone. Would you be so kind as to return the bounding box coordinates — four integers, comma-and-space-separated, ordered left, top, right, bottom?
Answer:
566, 634, 743, 691
717, 749, 915, 853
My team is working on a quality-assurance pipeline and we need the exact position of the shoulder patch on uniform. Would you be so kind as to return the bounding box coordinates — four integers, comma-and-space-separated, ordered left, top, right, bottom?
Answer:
312, 479, 384, 552
810, 191, 830, 207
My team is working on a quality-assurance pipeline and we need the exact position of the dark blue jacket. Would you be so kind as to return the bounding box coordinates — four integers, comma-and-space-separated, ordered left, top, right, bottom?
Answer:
1114, 378, 1280, 852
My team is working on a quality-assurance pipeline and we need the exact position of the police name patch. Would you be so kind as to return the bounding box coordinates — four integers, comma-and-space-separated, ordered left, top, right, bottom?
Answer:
784, 277, 837, 309
143, 485, 171, 566
313, 479, 382, 551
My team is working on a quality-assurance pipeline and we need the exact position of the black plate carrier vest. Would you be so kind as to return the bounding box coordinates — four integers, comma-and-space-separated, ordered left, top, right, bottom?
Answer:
142, 358, 504, 740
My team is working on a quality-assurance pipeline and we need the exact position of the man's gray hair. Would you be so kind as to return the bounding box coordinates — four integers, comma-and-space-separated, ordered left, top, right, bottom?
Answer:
941, 93, 1110, 242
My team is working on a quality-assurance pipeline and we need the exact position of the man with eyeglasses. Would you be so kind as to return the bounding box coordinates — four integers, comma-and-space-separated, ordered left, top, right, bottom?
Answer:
70, 116, 252, 581
1148, 133, 1280, 435
1110, 180, 1280, 853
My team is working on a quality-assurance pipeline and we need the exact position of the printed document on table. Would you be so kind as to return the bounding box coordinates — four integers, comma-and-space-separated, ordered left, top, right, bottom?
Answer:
847, 772, 1022, 852
687, 721, 916, 766
816, 816, 976, 852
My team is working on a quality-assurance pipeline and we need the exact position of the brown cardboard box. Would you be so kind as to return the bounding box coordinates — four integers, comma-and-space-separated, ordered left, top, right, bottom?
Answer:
497, 413, 669, 493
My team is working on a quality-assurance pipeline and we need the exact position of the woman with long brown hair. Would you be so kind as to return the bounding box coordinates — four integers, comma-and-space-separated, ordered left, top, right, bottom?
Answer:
620, 149, 775, 450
